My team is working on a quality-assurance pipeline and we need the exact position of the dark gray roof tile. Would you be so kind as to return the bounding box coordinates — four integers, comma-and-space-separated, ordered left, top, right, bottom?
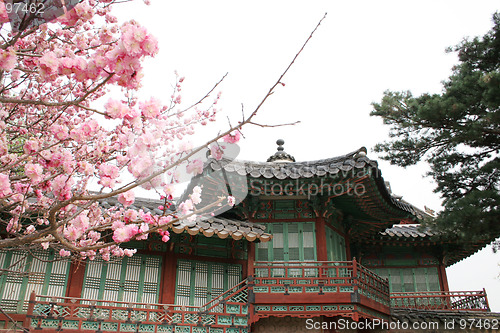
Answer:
97, 195, 271, 243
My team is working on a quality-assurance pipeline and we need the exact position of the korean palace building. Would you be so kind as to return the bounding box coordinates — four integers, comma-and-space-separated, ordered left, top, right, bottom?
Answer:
0, 140, 498, 332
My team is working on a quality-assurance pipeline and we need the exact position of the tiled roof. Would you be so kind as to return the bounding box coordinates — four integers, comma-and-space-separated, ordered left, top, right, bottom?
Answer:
368, 223, 491, 266
391, 308, 500, 325
380, 224, 435, 238
207, 147, 423, 218
209, 147, 376, 179
99, 196, 165, 216
97, 196, 272, 243
170, 216, 271, 242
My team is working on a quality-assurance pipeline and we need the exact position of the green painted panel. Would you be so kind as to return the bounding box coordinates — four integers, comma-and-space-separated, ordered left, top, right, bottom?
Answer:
373, 267, 441, 292
385, 258, 418, 266
274, 212, 297, 219
175, 259, 242, 307
274, 200, 295, 210
173, 234, 247, 259
325, 226, 346, 261
0, 249, 70, 313
256, 222, 316, 261
81, 254, 161, 304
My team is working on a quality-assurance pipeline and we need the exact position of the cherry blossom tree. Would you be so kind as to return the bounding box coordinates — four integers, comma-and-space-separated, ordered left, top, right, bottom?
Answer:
0, 0, 325, 261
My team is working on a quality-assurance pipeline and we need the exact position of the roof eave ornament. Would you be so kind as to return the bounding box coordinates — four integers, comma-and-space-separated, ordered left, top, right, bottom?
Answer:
267, 139, 296, 163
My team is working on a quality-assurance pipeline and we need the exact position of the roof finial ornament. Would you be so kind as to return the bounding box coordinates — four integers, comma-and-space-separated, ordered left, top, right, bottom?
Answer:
276, 139, 285, 152
267, 139, 296, 163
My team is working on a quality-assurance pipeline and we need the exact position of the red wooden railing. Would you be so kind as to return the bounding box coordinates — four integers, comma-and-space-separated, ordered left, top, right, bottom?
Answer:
27, 280, 250, 332
21, 261, 491, 332
252, 260, 390, 305
250, 259, 392, 320
391, 289, 490, 311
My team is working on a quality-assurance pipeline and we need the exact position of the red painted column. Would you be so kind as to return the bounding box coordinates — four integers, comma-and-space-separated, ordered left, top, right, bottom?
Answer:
344, 234, 351, 260
65, 261, 86, 298
160, 247, 177, 304
439, 264, 449, 292
24, 291, 36, 329
246, 242, 255, 278
316, 217, 328, 261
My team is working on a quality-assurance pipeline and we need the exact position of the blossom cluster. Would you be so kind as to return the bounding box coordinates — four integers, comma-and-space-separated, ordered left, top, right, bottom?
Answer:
0, 0, 240, 260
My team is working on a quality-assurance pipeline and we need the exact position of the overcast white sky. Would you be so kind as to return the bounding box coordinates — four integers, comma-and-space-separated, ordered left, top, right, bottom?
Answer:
113, 0, 499, 310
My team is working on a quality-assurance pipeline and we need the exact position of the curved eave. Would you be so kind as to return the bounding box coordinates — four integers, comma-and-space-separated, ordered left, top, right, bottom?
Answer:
208, 147, 375, 179
361, 224, 494, 266
207, 147, 421, 220
97, 196, 271, 243
169, 216, 272, 243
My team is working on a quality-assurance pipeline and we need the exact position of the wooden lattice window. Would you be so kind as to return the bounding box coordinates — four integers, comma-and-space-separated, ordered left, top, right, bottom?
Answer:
256, 222, 316, 262
81, 254, 161, 304
175, 259, 241, 307
0, 249, 70, 313
374, 267, 441, 292
325, 226, 346, 261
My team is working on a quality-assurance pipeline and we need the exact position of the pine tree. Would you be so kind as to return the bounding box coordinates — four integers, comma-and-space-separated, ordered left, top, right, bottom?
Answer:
371, 13, 500, 246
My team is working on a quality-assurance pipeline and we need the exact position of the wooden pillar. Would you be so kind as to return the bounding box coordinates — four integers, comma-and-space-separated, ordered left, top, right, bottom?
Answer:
160, 246, 177, 304
316, 217, 328, 261
65, 261, 86, 298
246, 242, 255, 278
439, 264, 449, 292
345, 234, 352, 260
23, 291, 36, 329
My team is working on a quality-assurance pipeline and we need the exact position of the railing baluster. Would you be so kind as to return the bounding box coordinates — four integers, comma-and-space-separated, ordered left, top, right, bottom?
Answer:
390, 290, 489, 311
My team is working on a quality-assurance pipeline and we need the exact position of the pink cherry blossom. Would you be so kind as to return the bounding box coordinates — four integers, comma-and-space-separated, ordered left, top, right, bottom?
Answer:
124, 249, 137, 257
210, 144, 224, 160
0, 0, 232, 260
124, 209, 138, 221
128, 156, 153, 178
25, 225, 36, 234
190, 186, 202, 205
0, 3, 8, 23
52, 175, 74, 200
112, 220, 125, 230
88, 231, 101, 242
0, 48, 17, 71
7, 218, 21, 234
139, 97, 161, 118
118, 191, 135, 207
178, 199, 194, 216
105, 99, 129, 119
39, 52, 60, 74
99, 164, 119, 179
113, 224, 139, 243
135, 223, 149, 240
72, 215, 90, 231
0, 173, 12, 197
186, 159, 204, 175
51, 124, 69, 141
158, 215, 173, 226
64, 225, 82, 241
228, 196, 236, 206
59, 249, 71, 257
223, 131, 241, 143
23, 140, 40, 154
25, 163, 44, 184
